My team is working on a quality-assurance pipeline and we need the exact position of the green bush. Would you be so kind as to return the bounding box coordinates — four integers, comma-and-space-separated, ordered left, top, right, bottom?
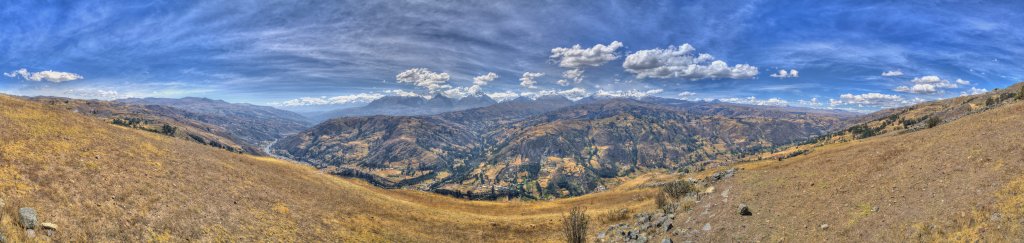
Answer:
926, 116, 942, 128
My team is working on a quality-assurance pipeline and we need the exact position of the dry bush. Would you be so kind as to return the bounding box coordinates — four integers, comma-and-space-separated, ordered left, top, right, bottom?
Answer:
562, 206, 589, 243
662, 180, 693, 199
601, 207, 631, 223
655, 192, 668, 211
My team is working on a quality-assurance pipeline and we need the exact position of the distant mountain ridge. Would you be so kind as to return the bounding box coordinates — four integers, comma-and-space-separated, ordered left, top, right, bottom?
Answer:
272, 96, 850, 199
118, 97, 311, 147
309, 94, 497, 121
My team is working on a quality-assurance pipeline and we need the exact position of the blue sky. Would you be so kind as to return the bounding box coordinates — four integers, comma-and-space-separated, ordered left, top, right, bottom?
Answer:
1, 0, 1021, 112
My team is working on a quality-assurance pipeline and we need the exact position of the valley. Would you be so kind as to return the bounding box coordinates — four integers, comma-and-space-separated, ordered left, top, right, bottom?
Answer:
271, 96, 850, 199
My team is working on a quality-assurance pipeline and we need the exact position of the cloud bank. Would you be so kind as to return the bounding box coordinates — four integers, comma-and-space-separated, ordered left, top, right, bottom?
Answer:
622, 44, 758, 80
4, 68, 84, 82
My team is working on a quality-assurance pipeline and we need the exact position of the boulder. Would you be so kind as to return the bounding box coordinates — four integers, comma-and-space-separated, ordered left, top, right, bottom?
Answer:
739, 204, 752, 216
18, 207, 37, 229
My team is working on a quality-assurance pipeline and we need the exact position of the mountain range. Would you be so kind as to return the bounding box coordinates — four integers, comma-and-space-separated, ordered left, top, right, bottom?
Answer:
306, 94, 497, 121
271, 95, 851, 199
4, 83, 1024, 241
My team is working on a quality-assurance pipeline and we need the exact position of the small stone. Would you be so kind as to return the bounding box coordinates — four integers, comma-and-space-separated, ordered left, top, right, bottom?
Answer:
662, 238, 673, 243
0, 231, 6, 243
820, 224, 830, 230
18, 208, 38, 229
24, 229, 35, 239
702, 223, 712, 231
738, 204, 752, 216
872, 206, 879, 212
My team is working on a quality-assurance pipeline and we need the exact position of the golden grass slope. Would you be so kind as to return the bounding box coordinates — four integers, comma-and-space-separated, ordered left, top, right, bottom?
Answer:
0, 94, 662, 242
665, 97, 1024, 242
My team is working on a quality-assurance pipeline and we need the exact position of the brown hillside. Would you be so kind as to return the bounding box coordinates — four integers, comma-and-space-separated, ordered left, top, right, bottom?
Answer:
653, 94, 1024, 241
0, 94, 664, 242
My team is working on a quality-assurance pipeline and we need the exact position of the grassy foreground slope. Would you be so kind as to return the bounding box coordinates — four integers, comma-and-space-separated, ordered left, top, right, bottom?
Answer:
0, 94, 659, 242
672, 97, 1024, 242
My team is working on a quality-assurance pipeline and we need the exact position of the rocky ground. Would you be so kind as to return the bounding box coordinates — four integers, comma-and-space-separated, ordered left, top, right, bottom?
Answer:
597, 169, 738, 243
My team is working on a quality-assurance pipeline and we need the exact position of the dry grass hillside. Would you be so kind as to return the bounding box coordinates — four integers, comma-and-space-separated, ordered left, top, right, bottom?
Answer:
0, 94, 669, 242
653, 94, 1024, 241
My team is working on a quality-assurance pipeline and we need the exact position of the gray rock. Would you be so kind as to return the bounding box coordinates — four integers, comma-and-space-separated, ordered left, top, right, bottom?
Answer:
739, 204, 752, 216
702, 223, 712, 231
662, 238, 673, 243
18, 207, 37, 229
662, 221, 674, 232
820, 224, 830, 230
636, 213, 652, 224
0, 231, 6, 243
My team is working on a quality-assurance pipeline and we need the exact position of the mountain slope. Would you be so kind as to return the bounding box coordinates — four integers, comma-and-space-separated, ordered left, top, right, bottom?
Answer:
275, 97, 848, 199
29, 97, 261, 154
118, 97, 310, 146
0, 94, 665, 242
649, 92, 1024, 242
816, 82, 1024, 143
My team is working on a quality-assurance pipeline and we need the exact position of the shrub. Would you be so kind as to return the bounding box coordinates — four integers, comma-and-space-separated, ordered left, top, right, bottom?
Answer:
561, 206, 589, 243
1019, 86, 1024, 100
601, 208, 631, 222
655, 192, 668, 211
926, 116, 942, 128
662, 180, 693, 199
160, 124, 177, 136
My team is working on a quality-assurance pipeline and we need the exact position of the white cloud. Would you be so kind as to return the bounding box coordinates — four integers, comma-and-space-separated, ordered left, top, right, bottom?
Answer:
500, 87, 593, 101
718, 96, 790, 106
955, 78, 971, 85
385, 89, 420, 97
769, 69, 799, 78
550, 41, 623, 69
440, 85, 483, 99
622, 43, 758, 80
274, 89, 419, 106
895, 75, 960, 94
594, 88, 663, 98
960, 87, 988, 96
881, 70, 904, 77
486, 91, 521, 102
519, 72, 544, 88
910, 75, 943, 84
4, 68, 84, 82
558, 68, 584, 86
396, 68, 451, 92
472, 72, 498, 86
677, 91, 697, 97
62, 89, 126, 100
797, 97, 823, 107
830, 93, 906, 108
